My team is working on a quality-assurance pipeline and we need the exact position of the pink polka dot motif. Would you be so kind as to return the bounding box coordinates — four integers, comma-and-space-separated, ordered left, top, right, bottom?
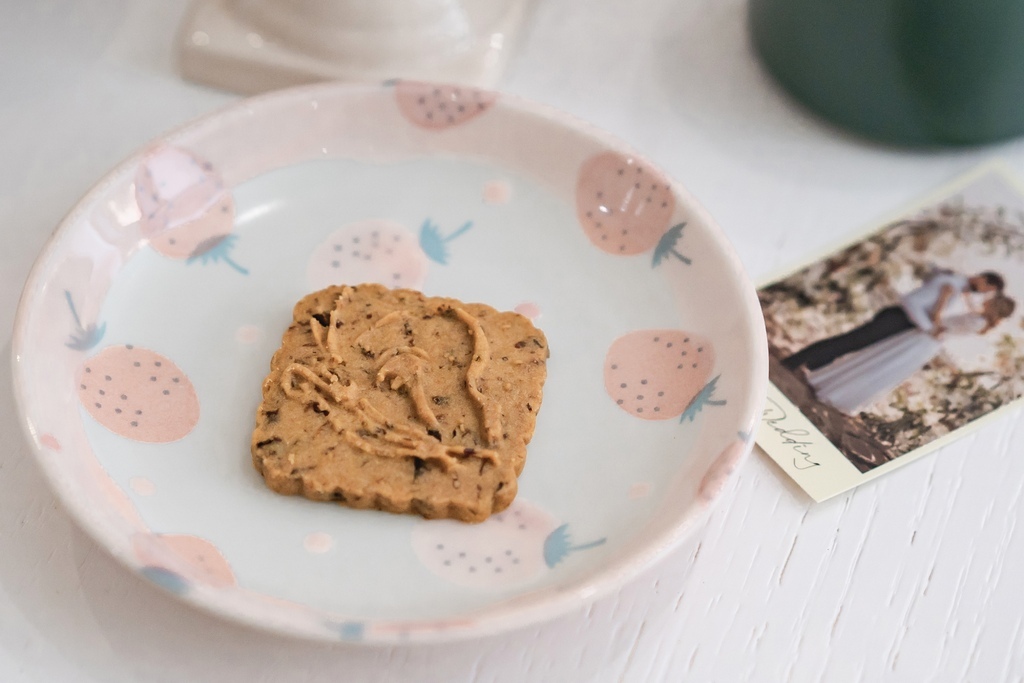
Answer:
77, 345, 199, 443
393, 81, 497, 130
603, 330, 723, 422
303, 532, 333, 554
575, 151, 675, 256
38, 434, 61, 451
307, 220, 427, 291
411, 499, 606, 588
513, 302, 541, 321
482, 180, 512, 205
235, 324, 261, 344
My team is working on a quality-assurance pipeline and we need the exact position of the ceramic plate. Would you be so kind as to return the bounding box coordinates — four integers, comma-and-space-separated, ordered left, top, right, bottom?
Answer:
12, 82, 767, 642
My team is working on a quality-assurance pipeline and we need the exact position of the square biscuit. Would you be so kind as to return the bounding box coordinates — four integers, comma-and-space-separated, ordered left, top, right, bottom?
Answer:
251, 284, 548, 523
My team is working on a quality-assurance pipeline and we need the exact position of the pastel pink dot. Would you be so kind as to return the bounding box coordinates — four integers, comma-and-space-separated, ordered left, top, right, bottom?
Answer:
628, 482, 651, 499
130, 477, 156, 496
304, 532, 333, 554
162, 534, 236, 587
39, 434, 61, 451
514, 302, 541, 321
483, 180, 511, 205
235, 325, 261, 344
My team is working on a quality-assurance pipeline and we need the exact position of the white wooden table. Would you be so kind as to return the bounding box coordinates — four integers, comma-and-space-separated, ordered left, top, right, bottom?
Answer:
3, 1, 1023, 680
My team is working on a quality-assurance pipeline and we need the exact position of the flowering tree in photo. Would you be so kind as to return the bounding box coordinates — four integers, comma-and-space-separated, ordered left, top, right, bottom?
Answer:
761, 197, 1024, 460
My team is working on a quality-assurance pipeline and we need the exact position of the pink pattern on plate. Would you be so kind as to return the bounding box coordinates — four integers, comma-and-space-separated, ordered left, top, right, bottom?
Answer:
394, 81, 497, 130
78, 345, 199, 443
373, 617, 476, 637
304, 532, 333, 554
482, 180, 512, 205
134, 145, 249, 276
307, 219, 427, 291
604, 330, 715, 420
136, 146, 235, 259
575, 151, 675, 255
513, 302, 541, 321
235, 324, 261, 344
90, 459, 148, 529
39, 433, 61, 451
130, 477, 156, 496
134, 533, 236, 588
699, 439, 747, 502
411, 499, 555, 588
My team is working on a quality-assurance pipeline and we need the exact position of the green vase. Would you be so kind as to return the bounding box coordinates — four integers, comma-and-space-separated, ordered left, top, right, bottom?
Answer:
749, 0, 1024, 146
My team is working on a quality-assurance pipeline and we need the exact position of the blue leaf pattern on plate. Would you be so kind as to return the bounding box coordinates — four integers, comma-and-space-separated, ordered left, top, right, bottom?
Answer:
679, 375, 726, 423
651, 222, 691, 268
64, 290, 106, 351
332, 621, 365, 641
140, 566, 190, 594
543, 524, 606, 568
419, 219, 473, 265
186, 234, 249, 275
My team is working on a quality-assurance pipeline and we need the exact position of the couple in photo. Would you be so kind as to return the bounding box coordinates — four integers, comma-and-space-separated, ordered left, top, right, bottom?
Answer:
783, 269, 1016, 414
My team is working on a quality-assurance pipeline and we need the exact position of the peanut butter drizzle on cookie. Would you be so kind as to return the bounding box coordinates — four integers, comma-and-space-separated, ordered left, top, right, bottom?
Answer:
326, 307, 346, 361
280, 363, 497, 471
278, 291, 510, 471
452, 307, 503, 446
309, 316, 328, 353
374, 346, 441, 430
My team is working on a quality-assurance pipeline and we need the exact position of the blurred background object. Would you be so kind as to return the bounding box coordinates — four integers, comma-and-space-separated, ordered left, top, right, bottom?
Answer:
179, 0, 530, 93
750, 0, 1024, 146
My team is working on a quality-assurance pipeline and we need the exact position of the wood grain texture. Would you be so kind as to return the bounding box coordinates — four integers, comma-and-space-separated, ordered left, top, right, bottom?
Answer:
2, 0, 1024, 681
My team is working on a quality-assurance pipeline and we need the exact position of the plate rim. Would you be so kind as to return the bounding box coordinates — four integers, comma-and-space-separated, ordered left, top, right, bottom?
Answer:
10, 80, 769, 643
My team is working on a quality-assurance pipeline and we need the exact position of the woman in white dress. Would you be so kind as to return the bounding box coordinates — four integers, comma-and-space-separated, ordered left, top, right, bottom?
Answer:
807, 295, 1016, 414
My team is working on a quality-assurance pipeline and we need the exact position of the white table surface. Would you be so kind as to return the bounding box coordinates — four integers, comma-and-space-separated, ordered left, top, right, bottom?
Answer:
4, 1, 1024, 681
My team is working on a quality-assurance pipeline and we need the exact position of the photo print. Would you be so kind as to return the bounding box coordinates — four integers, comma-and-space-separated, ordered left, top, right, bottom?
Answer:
757, 163, 1024, 501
